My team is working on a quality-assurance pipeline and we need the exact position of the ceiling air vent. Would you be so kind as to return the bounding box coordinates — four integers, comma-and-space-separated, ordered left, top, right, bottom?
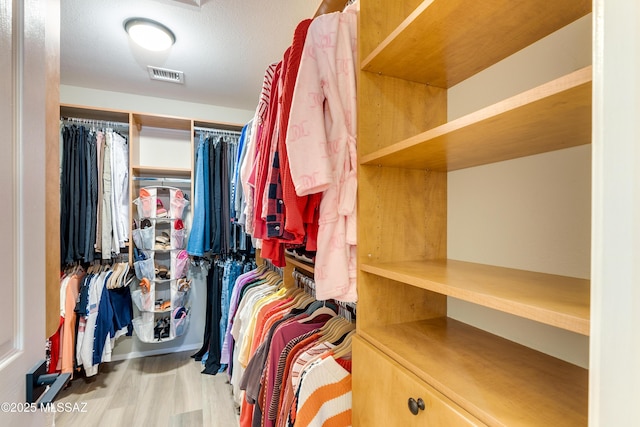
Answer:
147, 66, 184, 84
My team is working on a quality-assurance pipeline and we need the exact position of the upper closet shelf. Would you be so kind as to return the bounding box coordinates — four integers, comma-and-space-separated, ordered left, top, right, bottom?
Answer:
285, 255, 315, 274
132, 165, 191, 178
60, 104, 129, 123
132, 113, 191, 131
361, 0, 591, 87
361, 259, 590, 335
360, 66, 592, 171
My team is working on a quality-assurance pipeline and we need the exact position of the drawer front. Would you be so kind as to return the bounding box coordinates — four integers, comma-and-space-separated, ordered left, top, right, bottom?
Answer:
353, 336, 484, 427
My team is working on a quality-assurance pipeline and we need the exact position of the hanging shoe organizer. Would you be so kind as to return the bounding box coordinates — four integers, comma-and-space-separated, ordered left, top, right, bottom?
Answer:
131, 186, 192, 343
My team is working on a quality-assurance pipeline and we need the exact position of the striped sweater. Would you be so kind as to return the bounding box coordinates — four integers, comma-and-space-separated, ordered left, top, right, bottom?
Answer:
294, 356, 352, 427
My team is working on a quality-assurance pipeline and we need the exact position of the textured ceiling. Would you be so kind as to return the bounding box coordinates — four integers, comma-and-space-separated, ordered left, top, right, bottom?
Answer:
61, 0, 322, 111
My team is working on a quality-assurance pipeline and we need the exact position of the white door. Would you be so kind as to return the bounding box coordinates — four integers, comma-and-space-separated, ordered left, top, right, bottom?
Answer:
590, 0, 640, 425
0, 0, 57, 425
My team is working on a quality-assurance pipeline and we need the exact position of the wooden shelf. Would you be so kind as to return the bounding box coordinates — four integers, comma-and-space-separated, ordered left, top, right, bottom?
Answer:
132, 165, 191, 178
285, 255, 315, 274
360, 67, 592, 171
360, 318, 588, 426
60, 104, 129, 124
193, 120, 243, 132
132, 113, 191, 131
361, 0, 591, 88
361, 259, 590, 335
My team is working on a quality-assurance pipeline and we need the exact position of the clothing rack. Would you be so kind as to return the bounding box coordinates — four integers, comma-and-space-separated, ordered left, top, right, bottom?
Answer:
263, 258, 283, 276
292, 269, 316, 296
292, 269, 356, 320
132, 177, 191, 185
61, 116, 129, 129
194, 127, 241, 137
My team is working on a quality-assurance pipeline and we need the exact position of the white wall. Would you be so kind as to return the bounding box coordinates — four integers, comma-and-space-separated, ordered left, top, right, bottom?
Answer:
60, 84, 255, 124
447, 15, 592, 368
138, 127, 192, 169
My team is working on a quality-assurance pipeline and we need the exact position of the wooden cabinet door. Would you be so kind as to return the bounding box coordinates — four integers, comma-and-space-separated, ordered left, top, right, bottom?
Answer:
353, 336, 485, 427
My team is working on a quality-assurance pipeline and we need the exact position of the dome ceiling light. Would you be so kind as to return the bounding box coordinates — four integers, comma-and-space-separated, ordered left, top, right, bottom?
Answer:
124, 18, 176, 52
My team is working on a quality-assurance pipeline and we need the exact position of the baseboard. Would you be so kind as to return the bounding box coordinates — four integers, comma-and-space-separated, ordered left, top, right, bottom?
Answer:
110, 342, 203, 361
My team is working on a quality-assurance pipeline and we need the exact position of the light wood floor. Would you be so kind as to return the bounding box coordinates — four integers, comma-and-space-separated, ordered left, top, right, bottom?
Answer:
49, 351, 240, 427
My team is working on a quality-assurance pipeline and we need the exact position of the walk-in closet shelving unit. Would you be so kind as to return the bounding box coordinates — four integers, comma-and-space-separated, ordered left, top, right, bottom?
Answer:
353, 1, 591, 426
58, 104, 243, 344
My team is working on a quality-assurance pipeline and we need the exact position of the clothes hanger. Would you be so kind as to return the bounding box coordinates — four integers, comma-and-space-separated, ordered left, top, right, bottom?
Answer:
332, 330, 356, 359
106, 263, 119, 289
283, 285, 302, 298
317, 316, 344, 337
325, 319, 355, 345
265, 273, 283, 287
319, 317, 348, 340
86, 262, 96, 275
114, 262, 130, 288
290, 292, 315, 310
299, 301, 338, 323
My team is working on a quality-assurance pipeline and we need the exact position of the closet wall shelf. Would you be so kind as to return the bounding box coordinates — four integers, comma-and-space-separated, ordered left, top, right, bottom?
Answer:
193, 120, 245, 132
361, 0, 591, 87
60, 104, 129, 123
358, 318, 588, 427
285, 255, 315, 274
132, 165, 191, 178
355, 0, 592, 424
361, 259, 590, 335
359, 66, 592, 171
132, 113, 191, 131
145, 217, 184, 222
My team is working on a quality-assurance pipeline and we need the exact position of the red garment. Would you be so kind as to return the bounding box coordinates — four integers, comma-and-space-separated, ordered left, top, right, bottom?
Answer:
253, 62, 283, 243
278, 19, 321, 248
47, 316, 65, 374
336, 357, 352, 373
239, 396, 254, 427
262, 19, 321, 265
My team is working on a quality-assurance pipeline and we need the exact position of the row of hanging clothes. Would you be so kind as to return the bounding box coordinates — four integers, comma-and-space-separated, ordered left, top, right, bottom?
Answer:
47, 260, 134, 378
238, 1, 359, 303
191, 254, 257, 374
188, 128, 253, 257
218, 262, 356, 427
60, 117, 130, 265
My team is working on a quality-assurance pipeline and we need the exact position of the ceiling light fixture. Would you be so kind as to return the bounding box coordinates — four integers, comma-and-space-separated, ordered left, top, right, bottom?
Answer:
124, 18, 176, 52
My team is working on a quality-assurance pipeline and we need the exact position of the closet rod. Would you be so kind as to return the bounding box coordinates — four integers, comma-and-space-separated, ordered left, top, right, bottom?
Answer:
193, 126, 241, 136
292, 269, 357, 313
263, 258, 283, 276
132, 177, 191, 184
61, 116, 129, 129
